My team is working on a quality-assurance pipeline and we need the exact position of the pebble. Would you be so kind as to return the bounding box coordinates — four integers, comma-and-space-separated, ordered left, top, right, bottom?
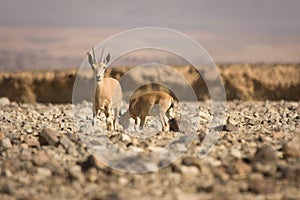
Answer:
283, 132, 300, 158
34, 167, 52, 182
1, 137, 13, 149
230, 148, 242, 159
206, 156, 222, 167
86, 167, 98, 182
60, 135, 74, 150
33, 151, 50, 166
182, 156, 200, 167
19, 149, 33, 161
248, 173, 275, 194
213, 167, 230, 182
38, 128, 59, 146
68, 165, 85, 183
252, 145, 277, 176
118, 177, 129, 186
0, 97, 10, 106
0, 132, 5, 140
235, 159, 252, 177
24, 135, 40, 148
223, 118, 238, 132
80, 155, 108, 171
279, 163, 300, 183
180, 165, 199, 176
121, 133, 132, 143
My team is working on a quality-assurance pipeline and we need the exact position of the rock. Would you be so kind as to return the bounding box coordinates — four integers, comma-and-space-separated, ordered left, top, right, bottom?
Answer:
67, 146, 78, 156
0, 137, 12, 149
68, 165, 85, 183
24, 135, 40, 148
60, 135, 74, 150
86, 167, 98, 182
19, 149, 33, 161
182, 156, 200, 167
283, 132, 300, 158
180, 165, 199, 176
223, 118, 238, 132
283, 187, 300, 200
7, 133, 21, 145
252, 145, 277, 176
235, 159, 252, 177
79, 155, 108, 171
213, 167, 230, 182
129, 146, 145, 153
2, 158, 23, 174
206, 157, 222, 167
34, 167, 52, 182
248, 173, 275, 194
0, 132, 5, 140
121, 134, 132, 143
118, 177, 129, 186
33, 151, 50, 166
33, 150, 63, 174
0, 97, 10, 106
230, 148, 242, 159
38, 128, 59, 146
65, 132, 79, 144
280, 163, 300, 183
196, 164, 214, 192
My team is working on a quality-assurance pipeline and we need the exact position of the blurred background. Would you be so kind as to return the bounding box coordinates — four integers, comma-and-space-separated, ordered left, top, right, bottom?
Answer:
0, 0, 299, 70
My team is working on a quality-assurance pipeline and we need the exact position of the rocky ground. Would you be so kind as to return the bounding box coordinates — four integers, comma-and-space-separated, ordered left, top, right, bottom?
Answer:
0, 98, 299, 200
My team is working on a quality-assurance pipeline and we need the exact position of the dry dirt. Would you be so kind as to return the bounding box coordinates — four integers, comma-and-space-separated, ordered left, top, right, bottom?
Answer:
0, 64, 299, 103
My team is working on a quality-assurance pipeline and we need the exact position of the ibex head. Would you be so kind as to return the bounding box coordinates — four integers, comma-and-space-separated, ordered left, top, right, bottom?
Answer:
87, 47, 111, 82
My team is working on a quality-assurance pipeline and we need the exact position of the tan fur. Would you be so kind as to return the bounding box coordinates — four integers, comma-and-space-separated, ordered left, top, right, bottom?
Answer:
120, 91, 176, 131
94, 77, 122, 130
87, 49, 122, 130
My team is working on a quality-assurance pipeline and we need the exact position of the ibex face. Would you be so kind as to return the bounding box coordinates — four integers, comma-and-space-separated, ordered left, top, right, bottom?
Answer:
87, 48, 111, 82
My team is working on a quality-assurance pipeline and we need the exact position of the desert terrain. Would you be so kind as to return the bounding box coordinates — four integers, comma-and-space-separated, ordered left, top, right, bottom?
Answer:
0, 64, 299, 200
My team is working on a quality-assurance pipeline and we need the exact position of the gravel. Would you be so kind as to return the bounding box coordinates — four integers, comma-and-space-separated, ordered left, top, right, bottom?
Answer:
0, 100, 299, 199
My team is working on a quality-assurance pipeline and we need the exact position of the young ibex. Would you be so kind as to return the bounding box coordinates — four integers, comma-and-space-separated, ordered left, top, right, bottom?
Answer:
87, 48, 122, 130
120, 91, 179, 131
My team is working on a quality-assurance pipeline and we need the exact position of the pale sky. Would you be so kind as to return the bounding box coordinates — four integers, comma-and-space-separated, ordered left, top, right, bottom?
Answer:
0, 0, 299, 65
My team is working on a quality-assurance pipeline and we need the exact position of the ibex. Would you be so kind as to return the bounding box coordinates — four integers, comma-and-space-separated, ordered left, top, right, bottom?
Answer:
87, 48, 122, 130
120, 91, 179, 132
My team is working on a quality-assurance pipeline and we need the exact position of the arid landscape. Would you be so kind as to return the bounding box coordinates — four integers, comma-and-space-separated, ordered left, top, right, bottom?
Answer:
1, 0, 300, 199
0, 63, 300, 199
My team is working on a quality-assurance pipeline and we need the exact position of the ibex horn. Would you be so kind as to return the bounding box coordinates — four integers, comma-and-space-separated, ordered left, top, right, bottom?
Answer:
92, 47, 96, 63
100, 46, 105, 62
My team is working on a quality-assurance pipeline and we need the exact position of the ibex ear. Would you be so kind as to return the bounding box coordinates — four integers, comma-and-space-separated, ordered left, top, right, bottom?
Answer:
87, 52, 94, 66
104, 53, 111, 64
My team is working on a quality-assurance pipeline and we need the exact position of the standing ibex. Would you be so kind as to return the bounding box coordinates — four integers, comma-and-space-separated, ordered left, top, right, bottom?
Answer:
120, 91, 179, 132
87, 48, 122, 130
